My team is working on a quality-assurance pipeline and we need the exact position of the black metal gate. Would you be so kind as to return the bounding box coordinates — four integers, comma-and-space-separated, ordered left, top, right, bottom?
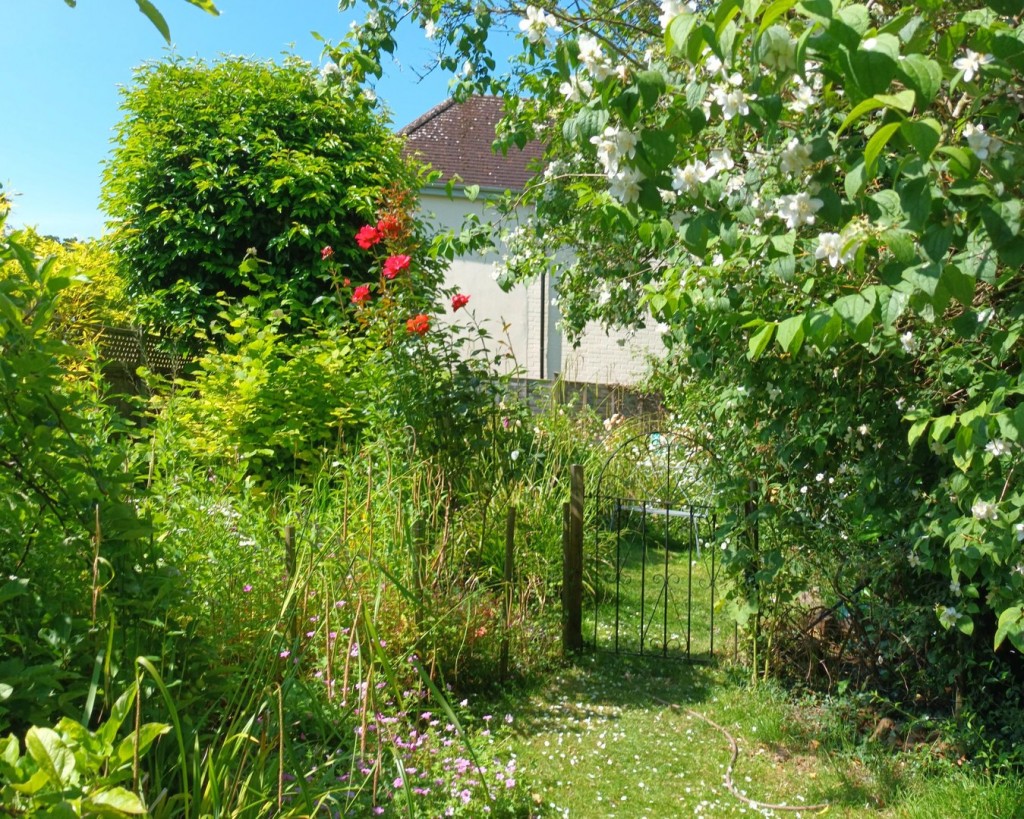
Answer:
589, 430, 733, 661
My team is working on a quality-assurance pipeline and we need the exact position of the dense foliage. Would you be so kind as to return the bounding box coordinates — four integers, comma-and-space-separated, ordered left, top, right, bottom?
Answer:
102, 56, 414, 330
337, 0, 1024, 708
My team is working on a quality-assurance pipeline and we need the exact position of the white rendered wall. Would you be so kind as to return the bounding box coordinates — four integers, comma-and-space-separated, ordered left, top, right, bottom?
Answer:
418, 189, 664, 387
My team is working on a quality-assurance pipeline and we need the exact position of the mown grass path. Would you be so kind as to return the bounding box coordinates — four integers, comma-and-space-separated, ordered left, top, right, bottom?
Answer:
494, 654, 1024, 818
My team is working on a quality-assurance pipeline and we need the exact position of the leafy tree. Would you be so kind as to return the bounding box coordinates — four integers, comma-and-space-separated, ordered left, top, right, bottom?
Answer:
338, 0, 1024, 698
102, 55, 414, 330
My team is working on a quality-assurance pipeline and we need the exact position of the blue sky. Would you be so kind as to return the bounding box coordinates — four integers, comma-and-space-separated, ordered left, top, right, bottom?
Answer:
1, 0, 470, 239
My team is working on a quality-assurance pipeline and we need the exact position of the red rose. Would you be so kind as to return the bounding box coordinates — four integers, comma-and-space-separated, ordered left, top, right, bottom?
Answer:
451, 293, 470, 311
355, 225, 382, 250
352, 284, 372, 305
376, 214, 403, 241
406, 314, 430, 335
382, 254, 411, 280
321, 245, 334, 261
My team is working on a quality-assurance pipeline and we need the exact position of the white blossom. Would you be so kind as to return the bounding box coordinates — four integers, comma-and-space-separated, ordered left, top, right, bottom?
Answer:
814, 230, 859, 268
671, 160, 712, 196
559, 74, 593, 102
578, 35, 613, 81
963, 123, 1001, 160
938, 606, 959, 628
710, 73, 755, 119
953, 50, 994, 82
760, 25, 796, 72
899, 331, 918, 354
971, 499, 998, 521
708, 148, 735, 174
907, 552, 922, 568
985, 439, 1012, 457
608, 167, 644, 204
950, 579, 962, 596
423, 19, 437, 39
659, 0, 696, 30
779, 138, 813, 176
320, 62, 341, 80
775, 192, 823, 230
1015, 523, 1024, 542
519, 5, 561, 48
789, 77, 818, 113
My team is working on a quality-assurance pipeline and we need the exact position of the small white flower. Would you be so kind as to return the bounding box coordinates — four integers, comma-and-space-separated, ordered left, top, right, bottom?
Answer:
775, 192, 823, 230
907, 552, 922, 568
950, 579, 962, 596
519, 5, 561, 47
608, 167, 644, 204
858, 423, 870, 436
985, 439, 1011, 457
815, 472, 825, 482
320, 62, 341, 79
671, 160, 712, 196
1015, 522, 1024, 542
938, 606, 959, 628
963, 123, 1001, 160
760, 25, 796, 72
710, 73, 755, 120
423, 19, 437, 39
814, 233, 844, 268
971, 499, 998, 521
953, 50, 994, 83
900, 331, 918, 355
779, 138, 813, 176
510, 450, 520, 461
789, 78, 818, 113
578, 35, 613, 80
559, 74, 593, 102
659, 0, 696, 30
800, 485, 808, 495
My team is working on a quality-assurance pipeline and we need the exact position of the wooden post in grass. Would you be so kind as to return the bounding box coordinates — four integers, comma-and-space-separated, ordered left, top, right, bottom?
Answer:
563, 464, 585, 653
500, 506, 516, 681
284, 524, 297, 642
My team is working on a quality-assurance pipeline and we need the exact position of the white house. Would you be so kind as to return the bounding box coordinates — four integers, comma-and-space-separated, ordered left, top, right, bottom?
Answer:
400, 96, 664, 388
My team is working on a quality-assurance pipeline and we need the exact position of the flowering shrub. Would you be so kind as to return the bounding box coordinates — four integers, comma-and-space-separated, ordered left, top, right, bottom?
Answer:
338, 0, 1024, 704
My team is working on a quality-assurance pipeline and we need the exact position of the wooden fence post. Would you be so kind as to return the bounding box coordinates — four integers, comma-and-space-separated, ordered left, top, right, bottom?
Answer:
500, 507, 516, 681
563, 464, 585, 653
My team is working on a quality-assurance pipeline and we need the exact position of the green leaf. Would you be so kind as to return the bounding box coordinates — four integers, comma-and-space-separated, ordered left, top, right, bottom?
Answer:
758, 0, 797, 32
834, 288, 877, 340
775, 314, 806, 354
908, 417, 929, 448
666, 11, 698, 55
636, 70, 667, 109
902, 261, 941, 297
995, 606, 1024, 651
84, 787, 148, 814
864, 121, 901, 179
747, 322, 776, 360
936, 146, 979, 179
183, 0, 219, 14
896, 53, 942, 107
940, 264, 976, 307
135, 0, 171, 43
463, 184, 480, 201
899, 117, 942, 159
25, 726, 77, 789
851, 34, 900, 95
931, 414, 957, 444
837, 91, 912, 135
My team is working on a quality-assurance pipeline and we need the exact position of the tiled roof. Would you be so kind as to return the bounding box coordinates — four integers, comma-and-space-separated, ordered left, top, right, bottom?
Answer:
399, 96, 544, 192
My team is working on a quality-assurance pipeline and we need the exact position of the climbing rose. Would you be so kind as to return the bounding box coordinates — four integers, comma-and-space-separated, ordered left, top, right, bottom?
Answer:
383, 254, 411, 280
406, 314, 430, 335
321, 245, 334, 261
352, 284, 371, 305
355, 225, 382, 249
452, 293, 470, 311
376, 214, 403, 241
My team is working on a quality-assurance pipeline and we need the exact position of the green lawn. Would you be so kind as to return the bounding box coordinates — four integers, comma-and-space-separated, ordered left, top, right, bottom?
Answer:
495, 654, 1024, 818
